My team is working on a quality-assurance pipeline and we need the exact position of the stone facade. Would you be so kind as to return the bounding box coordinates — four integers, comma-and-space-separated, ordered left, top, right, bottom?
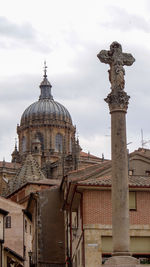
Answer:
26, 188, 65, 266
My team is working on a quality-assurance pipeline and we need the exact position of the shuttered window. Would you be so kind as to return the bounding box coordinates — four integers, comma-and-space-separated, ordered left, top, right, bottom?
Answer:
129, 191, 136, 210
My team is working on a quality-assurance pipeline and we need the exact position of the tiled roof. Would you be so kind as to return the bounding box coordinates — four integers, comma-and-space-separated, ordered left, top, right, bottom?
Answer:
68, 160, 111, 182
5, 153, 48, 196
77, 175, 150, 188
0, 161, 20, 169
30, 179, 61, 185
130, 148, 150, 161
77, 175, 111, 186
80, 151, 102, 160
129, 175, 150, 187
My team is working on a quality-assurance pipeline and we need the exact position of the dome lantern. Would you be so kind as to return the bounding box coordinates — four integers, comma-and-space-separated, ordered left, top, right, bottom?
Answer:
39, 61, 53, 100
20, 63, 72, 126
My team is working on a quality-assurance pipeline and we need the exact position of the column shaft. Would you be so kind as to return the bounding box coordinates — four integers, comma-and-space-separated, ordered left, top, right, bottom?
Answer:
111, 110, 129, 254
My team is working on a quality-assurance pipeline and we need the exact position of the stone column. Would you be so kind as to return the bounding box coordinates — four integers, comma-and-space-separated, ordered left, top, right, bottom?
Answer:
107, 91, 130, 256
97, 42, 138, 265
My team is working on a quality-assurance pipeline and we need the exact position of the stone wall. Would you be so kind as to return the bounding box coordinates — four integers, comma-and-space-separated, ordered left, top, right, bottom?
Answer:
37, 188, 65, 265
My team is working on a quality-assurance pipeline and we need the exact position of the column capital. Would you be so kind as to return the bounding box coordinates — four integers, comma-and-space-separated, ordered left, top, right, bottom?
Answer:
105, 90, 130, 113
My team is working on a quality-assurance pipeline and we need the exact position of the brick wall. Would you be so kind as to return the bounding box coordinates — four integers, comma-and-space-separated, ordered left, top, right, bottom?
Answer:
130, 191, 150, 224
83, 190, 150, 225
83, 190, 112, 225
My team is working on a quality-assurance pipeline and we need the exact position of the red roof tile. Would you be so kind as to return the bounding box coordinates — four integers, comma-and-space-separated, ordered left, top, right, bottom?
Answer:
80, 151, 102, 159
77, 175, 150, 188
0, 161, 21, 169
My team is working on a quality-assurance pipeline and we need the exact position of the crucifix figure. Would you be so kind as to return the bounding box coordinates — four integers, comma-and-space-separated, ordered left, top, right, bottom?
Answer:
97, 43, 138, 265
97, 41, 135, 92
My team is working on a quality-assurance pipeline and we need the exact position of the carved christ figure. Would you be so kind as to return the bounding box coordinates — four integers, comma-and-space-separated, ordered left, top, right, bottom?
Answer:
97, 42, 135, 92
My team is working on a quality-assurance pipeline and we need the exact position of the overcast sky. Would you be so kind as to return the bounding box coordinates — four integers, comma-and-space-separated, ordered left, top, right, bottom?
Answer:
1, 0, 150, 161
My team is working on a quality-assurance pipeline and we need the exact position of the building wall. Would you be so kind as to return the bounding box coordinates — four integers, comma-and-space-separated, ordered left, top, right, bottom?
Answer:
24, 214, 32, 267
37, 188, 65, 266
10, 184, 51, 207
83, 225, 150, 267
71, 202, 83, 267
81, 189, 150, 266
18, 122, 75, 161
0, 198, 24, 257
83, 190, 112, 225
129, 158, 150, 176
83, 189, 150, 225
130, 191, 150, 224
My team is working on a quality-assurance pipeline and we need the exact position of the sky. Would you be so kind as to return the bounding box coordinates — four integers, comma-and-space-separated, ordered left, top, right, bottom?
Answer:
0, 0, 150, 161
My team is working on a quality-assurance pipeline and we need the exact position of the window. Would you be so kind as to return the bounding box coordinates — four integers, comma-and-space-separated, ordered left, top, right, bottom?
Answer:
129, 170, 134, 175
36, 132, 44, 150
55, 133, 63, 152
129, 191, 136, 210
5, 216, 11, 228
72, 211, 78, 229
30, 225, 32, 235
25, 219, 27, 233
22, 136, 26, 152
70, 138, 72, 153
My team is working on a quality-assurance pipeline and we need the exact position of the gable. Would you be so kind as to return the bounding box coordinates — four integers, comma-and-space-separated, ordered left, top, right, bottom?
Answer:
129, 155, 150, 176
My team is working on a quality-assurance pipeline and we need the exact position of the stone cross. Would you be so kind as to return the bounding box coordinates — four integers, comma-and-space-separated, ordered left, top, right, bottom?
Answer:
97, 41, 135, 92
97, 42, 138, 265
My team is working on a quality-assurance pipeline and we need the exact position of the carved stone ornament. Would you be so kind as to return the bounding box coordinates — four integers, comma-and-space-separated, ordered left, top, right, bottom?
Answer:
97, 41, 135, 93
105, 90, 130, 112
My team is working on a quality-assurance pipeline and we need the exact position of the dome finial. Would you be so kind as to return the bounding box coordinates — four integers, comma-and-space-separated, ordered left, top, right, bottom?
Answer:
44, 61, 47, 78
39, 62, 53, 100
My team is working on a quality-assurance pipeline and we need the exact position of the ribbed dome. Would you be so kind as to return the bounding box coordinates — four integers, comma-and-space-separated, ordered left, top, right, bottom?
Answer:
20, 63, 72, 126
21, 99, 72, 125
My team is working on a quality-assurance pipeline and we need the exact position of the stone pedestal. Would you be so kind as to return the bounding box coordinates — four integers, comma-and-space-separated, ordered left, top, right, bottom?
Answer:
105, 256, 139, 265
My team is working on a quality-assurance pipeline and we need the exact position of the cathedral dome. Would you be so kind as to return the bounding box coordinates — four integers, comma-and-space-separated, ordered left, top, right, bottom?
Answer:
20, 64, 72, 126
21, 99, 72, 125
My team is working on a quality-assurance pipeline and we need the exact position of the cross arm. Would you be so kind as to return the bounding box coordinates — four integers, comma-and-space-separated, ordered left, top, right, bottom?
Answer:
123, 53, 135, 66
97, 50, 112, 64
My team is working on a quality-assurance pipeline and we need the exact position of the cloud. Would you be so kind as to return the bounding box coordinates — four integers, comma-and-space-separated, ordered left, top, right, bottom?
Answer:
103, 6, 150, 33
1, 31, 150, 161
0, 16, 51, 52
79, 134, 111, 160
0, 16, 35, 39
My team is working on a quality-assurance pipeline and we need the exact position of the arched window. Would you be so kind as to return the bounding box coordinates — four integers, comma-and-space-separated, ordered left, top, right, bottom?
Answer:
55, 133, 63, 152
70, 138, 72, 153
36, 132, 44, 150
22, 136, 26, 152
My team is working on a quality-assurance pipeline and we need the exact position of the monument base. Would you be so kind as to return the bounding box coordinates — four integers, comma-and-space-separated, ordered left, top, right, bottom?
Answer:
105, 256, 139, 265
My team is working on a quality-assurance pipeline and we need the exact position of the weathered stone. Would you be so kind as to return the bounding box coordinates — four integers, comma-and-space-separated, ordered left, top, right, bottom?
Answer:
97, 41, 136, 263
105, 255, 139, 265
97, 41, 135, 93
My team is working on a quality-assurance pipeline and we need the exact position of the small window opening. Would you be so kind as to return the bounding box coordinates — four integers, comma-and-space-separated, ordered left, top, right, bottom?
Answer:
5, 216, 11, 228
